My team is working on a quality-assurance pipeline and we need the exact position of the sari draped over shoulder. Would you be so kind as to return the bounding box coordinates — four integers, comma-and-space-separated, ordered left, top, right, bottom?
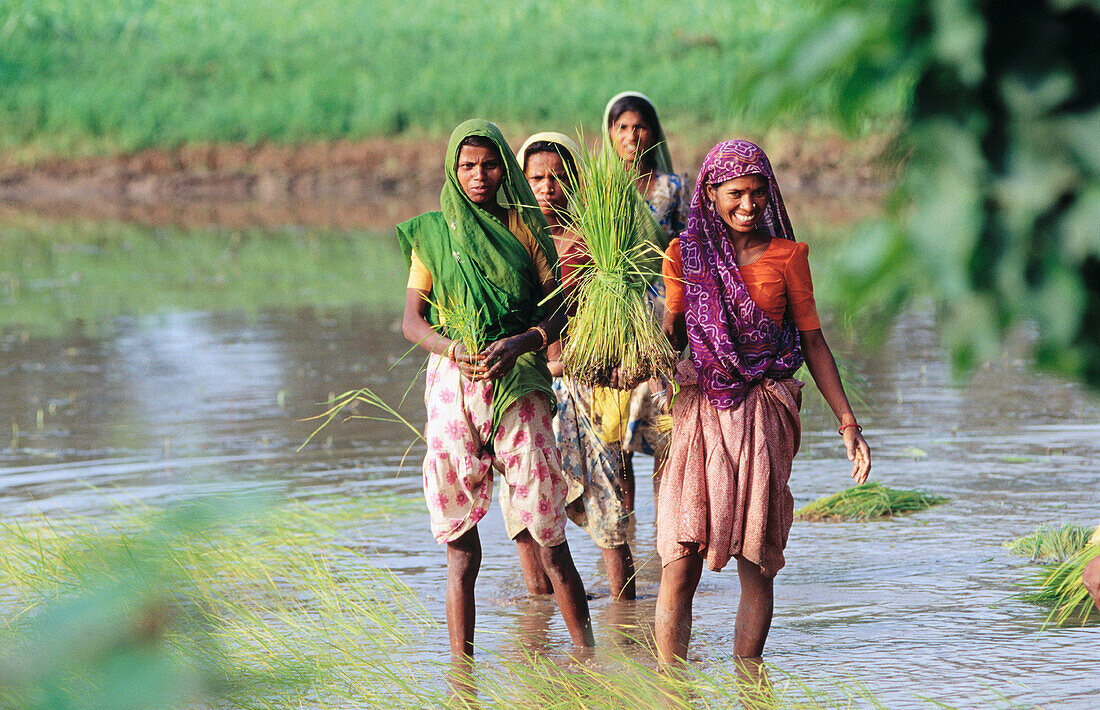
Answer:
658, 140, 806, 575
397, 119, 561, 437
680, 140, 804, 410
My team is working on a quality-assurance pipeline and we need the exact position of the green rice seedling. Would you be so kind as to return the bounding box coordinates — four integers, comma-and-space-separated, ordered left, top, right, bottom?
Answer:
298, 386, 424, 451
1023, 543, 1100, 627
425, 295, 485, 356
795, 482, 946, 521
562, 144, 675, 387
1004, 522, 1093, 563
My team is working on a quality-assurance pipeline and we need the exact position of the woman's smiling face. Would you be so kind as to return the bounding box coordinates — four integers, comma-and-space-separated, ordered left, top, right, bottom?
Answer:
456, 144, 505, 207
609, 110, 653, 167
705, 174, 769, 235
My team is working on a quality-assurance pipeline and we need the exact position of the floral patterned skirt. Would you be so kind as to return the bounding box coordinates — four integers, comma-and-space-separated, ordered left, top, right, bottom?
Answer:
505, 378, 629, 549
422, 354, 574, 547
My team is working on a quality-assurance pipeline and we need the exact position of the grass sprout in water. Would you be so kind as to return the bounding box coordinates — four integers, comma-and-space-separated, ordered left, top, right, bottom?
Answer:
299, 387, 424, 451
1005, 522, 1094, 563
562, 144, 675, 387
796, 482, 946, 521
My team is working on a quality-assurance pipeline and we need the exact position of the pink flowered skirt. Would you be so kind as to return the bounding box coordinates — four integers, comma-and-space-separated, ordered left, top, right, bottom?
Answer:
422, 354, 572, 547
657, 359, 802, 577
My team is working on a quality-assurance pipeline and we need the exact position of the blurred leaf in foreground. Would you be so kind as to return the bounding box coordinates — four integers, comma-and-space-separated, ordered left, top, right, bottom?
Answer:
736, 0, 1100, 388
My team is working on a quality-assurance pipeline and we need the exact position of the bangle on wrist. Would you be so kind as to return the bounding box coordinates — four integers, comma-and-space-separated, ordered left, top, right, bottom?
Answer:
838, 422, 862, 436
527, 325, 548, 350
446, 340, 459, 362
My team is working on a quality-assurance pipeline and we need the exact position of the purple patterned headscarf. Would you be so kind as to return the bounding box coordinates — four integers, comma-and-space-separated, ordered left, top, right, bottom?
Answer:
681, 140, 804, 409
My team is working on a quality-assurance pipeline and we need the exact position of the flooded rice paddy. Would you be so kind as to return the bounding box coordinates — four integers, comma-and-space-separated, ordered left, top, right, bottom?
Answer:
1, 221, 1097, 708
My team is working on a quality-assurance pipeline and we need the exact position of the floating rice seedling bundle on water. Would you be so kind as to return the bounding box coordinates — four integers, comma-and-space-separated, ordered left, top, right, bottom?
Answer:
562, 145, 675, 387
795, 482, 946, 521
1004, 522, 1093, 563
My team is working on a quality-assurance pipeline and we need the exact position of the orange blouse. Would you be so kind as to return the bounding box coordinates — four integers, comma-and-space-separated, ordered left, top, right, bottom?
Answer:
663, 237, 821, 331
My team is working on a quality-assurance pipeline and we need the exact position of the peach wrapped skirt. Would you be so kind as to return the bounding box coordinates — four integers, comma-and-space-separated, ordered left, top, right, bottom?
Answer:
657, 360, 802, 577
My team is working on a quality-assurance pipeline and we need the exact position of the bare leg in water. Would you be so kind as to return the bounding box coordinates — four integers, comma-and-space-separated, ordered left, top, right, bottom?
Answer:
654, 550, 703, 664
604, 543, 637, 600
536, 539, 596, 646
654, 551, 774, 665
514, 530, 553, 595
621, 452, 636, 513
446, 527, 482, 658
517, 532, 636, 602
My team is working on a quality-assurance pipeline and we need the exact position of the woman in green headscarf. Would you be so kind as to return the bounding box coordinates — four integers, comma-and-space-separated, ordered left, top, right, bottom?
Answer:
399, 119, 593, 657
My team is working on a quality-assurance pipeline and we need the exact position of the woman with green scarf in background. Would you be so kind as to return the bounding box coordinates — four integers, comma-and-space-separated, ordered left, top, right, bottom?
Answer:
399, 120, 594, 658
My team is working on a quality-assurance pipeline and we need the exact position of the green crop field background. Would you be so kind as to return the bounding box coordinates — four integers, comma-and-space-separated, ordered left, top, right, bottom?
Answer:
0, 0, 907, 159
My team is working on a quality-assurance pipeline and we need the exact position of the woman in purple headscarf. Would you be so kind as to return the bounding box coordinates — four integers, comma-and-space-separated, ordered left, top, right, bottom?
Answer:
654, 140, 871, 665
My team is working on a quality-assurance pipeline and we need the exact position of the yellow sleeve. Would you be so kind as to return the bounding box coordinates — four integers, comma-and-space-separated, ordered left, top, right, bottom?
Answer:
407, 250, 432, 291
509, 211, 555, 288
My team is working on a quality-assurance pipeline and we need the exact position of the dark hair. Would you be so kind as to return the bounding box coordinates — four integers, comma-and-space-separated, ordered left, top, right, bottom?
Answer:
457, 134, 502, 159
523, 141, 578, 184
606, 95, 661, 168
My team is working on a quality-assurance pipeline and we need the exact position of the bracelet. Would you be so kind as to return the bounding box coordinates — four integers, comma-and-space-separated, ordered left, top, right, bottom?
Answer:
527, 325, 548, 350
446, 340, 459, 362
838, 422, 862, 436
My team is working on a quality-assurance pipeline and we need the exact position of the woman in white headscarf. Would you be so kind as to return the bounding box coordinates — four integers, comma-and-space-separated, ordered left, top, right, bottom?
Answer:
593, 92, 689, 511
508, 132, 637, 601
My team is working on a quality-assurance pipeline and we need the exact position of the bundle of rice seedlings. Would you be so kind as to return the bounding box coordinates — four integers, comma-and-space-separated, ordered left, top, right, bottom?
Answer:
561, 145, 675, 387
427, 295, 485, 356
795, 482, 946, 521
1023, 543, 1100, 627
1004, 522, 1093, 563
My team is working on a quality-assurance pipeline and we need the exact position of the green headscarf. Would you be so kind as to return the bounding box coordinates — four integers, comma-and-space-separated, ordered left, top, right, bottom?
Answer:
397, 119, 560, 438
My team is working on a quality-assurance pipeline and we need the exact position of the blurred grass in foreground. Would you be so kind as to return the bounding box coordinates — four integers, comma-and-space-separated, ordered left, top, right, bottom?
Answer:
0, 0, 907, 160
0, 494, 970, 709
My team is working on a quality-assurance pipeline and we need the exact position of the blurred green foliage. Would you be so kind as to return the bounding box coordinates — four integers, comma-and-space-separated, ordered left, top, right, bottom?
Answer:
0, 0, 907, 158
738, 0, 1099, 388
0, 495, 435, 709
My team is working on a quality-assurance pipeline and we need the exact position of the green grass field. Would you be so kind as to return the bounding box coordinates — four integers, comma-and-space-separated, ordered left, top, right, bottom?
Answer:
0, 0, 906, 159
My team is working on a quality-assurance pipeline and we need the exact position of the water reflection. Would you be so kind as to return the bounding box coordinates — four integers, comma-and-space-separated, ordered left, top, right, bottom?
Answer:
1, 223, 1097, 707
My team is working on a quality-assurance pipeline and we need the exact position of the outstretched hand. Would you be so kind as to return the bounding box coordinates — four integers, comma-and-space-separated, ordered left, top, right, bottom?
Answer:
844, 430, 871, 484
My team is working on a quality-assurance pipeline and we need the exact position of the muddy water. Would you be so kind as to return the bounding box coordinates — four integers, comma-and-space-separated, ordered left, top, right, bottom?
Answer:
1, 223, 1097, 708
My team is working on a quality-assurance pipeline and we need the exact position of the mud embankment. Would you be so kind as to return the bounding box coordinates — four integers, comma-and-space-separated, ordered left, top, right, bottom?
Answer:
0, 133, 895, 230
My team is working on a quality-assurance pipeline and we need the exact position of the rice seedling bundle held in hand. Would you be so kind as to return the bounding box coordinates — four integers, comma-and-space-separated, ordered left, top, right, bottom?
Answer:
562, 145, 675, 387
796, 481, 946, 521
